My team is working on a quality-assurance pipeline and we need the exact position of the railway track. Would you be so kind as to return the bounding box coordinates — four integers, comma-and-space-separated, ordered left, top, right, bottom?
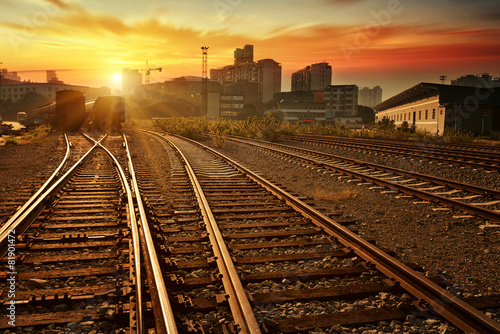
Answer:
0, 132, 143, 333
226, 137, 500, 222
0, 135, 68, 224
126, 129, 500, 333
283, 134, 500, 172
3, 128, 500, 333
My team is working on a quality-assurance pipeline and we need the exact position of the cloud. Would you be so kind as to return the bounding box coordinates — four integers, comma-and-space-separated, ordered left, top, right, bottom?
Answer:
44, 0, 69, 10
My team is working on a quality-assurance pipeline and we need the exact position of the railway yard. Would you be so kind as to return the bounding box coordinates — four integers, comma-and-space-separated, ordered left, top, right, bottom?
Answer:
0, 126, 499, 333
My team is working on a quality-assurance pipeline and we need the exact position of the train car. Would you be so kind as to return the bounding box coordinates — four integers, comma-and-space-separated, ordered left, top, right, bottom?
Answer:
91, 96, 125, 131
55, 90, 86, 132
31, 92, 124, 132
32, 101, 56, 125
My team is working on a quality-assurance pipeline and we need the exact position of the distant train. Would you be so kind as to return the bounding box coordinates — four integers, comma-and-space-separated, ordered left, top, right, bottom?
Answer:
32, 90, 125, 132
90, 96, 125, 131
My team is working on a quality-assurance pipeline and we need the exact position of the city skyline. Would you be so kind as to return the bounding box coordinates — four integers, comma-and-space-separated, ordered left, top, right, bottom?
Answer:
0, 0, 499, 98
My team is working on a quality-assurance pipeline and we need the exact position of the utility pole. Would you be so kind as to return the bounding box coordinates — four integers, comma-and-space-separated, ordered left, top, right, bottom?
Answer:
201, 46, 209, 115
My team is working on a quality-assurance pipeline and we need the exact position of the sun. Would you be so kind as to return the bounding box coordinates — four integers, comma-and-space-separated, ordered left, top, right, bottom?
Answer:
113, 73, 122, 83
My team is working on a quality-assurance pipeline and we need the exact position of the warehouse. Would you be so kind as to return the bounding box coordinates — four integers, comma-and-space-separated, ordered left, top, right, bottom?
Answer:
373, 82, 500, 135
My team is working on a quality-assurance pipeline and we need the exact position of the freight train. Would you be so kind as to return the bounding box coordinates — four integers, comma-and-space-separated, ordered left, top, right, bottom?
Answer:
32, 90, 125, 132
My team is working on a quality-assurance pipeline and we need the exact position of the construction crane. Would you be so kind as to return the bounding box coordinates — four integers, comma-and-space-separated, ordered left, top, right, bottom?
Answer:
201, 47, 209, 115
143, 60, 162, 84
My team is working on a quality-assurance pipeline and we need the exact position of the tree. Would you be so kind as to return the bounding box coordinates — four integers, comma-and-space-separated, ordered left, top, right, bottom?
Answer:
238, 103, 262, 120
16, 92, 52, 116
358, 105, 375, 124
377, 117, 395, 130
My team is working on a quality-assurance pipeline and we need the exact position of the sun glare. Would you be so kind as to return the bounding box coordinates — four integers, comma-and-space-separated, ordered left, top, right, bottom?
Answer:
113, 73, 122, 83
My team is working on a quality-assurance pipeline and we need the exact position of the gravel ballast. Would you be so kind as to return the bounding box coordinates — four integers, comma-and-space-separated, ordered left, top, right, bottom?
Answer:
204, 137, 500, 296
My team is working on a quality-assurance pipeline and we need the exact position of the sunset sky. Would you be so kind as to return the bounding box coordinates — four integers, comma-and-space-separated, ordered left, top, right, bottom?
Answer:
1, 0, 499, 98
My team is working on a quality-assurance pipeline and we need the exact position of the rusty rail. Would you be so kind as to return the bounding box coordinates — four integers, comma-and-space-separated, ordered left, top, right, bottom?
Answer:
230, 137, 500, 221
83, 133, 144, 334
0, 134, 105, 258
122, 133, 178, 334
175, 133, 500, 334
284, 134, 500, 171
160, 134, 262, 334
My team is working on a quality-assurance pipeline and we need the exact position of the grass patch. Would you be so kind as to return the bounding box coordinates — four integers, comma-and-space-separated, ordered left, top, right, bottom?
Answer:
19, 125, 51, 145
4, 137, 19, 146
313, 187, 359, 202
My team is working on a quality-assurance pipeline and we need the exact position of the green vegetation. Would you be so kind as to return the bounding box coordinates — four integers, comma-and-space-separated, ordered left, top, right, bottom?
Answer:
442, 127, 475, 144
20, 124, 51, 144
210, 119, 229, 148
154, 117, 208, 140
152, 115, 496, 146
154, 113, 288, 143
4, 137, 19, 146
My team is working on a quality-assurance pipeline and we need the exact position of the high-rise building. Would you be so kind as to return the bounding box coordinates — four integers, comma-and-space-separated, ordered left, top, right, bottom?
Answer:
324, 85, 358, 117
47, 70, 63, 84
358, 86, 382, 107
211, 45, 281, 103
234, 44, 253, 65
1, 69, 21, 84
122, 68, 142, 94
291, 62, 332, 92
451, 73, 500, 88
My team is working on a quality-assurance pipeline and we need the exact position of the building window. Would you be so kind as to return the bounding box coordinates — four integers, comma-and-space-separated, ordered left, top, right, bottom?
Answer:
425, 110, 428, 119
432, 109, 436, 119
404, 113, 406, 121
440, 109, 443, 115
408, 112, 411, 121
14, 88, 17, 92
20, 88, 24, 92
419, 110, 421, 120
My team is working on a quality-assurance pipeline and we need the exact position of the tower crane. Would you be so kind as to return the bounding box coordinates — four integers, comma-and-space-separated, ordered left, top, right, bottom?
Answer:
142, 60, 162, 84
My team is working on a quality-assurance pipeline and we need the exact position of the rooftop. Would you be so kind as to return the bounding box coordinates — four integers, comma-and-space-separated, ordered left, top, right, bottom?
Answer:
373, 82, 500, 111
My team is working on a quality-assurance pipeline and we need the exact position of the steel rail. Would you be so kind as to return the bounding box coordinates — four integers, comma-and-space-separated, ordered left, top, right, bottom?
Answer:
0, 133, 72, 246
84, 134, 144, 334
158, 134, 262, 334
229, 137, 500, 221
0, 134, 106, 258
294, 133, 500, 155
122, 133, 178, 334
284, 135, 500, 171
235, 137, 500, 198
175, 134, 500, 334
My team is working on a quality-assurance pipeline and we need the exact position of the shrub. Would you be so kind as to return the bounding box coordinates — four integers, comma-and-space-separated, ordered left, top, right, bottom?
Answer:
210, 119, 229, 148
4, 137, 19, 146
443, 127, 475, 143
